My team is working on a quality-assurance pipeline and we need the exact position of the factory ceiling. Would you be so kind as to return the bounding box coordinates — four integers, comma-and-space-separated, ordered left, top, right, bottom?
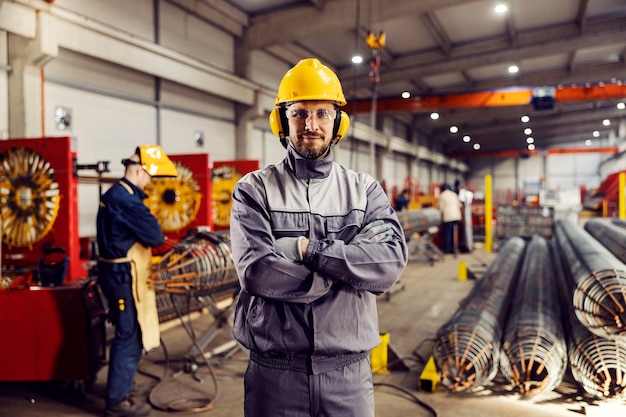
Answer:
172, 0, 626, 157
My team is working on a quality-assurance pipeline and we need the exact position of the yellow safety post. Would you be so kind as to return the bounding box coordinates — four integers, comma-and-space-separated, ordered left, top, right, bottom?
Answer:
458, 261, 468, 281
618, 172, 626, 220
485, 175, 493, 253
419, 355, 440, 392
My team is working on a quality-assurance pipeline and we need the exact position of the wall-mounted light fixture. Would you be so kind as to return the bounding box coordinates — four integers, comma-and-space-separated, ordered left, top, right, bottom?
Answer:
194, 130, 204, 146
54, 107, 72, 130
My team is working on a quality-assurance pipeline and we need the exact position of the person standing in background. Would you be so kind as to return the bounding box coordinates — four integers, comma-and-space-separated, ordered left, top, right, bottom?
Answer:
229, 58, 408, 417
97, 145, 177, 417
437, 183, 462, 254
394, 188, 410, 212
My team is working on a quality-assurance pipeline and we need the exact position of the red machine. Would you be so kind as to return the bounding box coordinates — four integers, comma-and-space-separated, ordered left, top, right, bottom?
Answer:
0, 136, 83, 282
212, 159, 260, 231
146, 153, 214, 244
0, 137, 105, 383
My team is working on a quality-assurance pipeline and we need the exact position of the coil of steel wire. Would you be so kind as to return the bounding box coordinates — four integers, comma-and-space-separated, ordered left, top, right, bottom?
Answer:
433, 236, 526, 392
552, 240, 626, 400
554, 219, 626, 339
149, 230, 238, 298
395, 208, 441, 235
499, 235, 567, 395
611, 218, 626, 229
584, 218, 626, 264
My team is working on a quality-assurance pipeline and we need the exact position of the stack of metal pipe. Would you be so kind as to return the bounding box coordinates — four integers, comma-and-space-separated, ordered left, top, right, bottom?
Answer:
499, 235, 567, 395
432, 236, 526, 392
552, 238, 626, 399
554, 219, 626, 339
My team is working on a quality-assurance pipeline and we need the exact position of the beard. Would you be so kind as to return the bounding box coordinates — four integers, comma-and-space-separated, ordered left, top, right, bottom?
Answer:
290, 132, 331, 159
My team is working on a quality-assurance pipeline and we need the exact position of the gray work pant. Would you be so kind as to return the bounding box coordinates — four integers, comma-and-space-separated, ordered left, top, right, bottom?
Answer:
244, 354, 374, 417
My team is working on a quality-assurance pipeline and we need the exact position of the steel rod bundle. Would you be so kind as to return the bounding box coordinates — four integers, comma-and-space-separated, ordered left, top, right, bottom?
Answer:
552, 240, 626, 399
584, 218, 626, 264
149, 230, 238, 297
554, 219, 626, 339
433, 236, 526, 392
499, 235, 567, 395
396, 208, 441, 235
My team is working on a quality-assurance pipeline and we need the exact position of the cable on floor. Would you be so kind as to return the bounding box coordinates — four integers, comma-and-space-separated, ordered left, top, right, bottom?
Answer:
139, 293, 220, 413
374, 382, 438, 417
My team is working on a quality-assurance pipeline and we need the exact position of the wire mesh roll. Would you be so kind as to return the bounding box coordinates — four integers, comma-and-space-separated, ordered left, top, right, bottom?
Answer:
433, 236, 526, 392
499, 235, 567, 395
554, 219, 626, 339
150, 230, 238, 297
584, 218, 626, 264
552, 240, 626, 399
396, 208, 441, 235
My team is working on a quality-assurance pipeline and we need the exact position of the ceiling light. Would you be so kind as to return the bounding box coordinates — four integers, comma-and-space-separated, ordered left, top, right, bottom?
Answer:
401, 91, 410, 99
617, 102, 625, 110
494, 3, 508, 13
524, 128, 532, 135
526, 137, 534, 144
603, 119, 611, 126
508, 65, 519, 74
593, 131, 600, 137
528, 144, 535, 151
430, 112, 439, 120
473, 143, 481, 150
449, 126, 459, 133
585, 139, 592, 146
463, 135, 471, 143
351, 55, 363, 64
521, 115, 530, 123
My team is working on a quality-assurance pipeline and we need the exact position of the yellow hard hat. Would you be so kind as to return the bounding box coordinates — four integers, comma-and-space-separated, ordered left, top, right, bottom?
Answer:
136, 145, 178, 177
275, 58, 346, 106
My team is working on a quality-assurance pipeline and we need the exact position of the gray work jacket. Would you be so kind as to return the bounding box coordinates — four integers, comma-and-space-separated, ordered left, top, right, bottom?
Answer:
230, 146, 408, 358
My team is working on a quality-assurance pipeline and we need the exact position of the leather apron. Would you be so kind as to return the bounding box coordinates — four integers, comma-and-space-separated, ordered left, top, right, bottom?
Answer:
127, 241, 161, 351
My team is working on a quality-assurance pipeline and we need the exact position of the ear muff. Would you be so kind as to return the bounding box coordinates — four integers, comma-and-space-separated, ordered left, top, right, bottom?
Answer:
269, 107, 291, 148
332, 111, 351, 143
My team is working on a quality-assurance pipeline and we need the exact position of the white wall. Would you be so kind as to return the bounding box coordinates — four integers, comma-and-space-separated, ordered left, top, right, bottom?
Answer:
0, 31, 7, 139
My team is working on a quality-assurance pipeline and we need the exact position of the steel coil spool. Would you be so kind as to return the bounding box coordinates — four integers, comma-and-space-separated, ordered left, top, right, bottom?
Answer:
0, 146, 61, 248
149, 230, 238, 296
555, 219, 626, 340
584, 219, 626, 265
500, 235, 567, 395
146, 161, 201, 233
396, 208, 441, 235
433, 236, 526, 392
553, 241, 626, 400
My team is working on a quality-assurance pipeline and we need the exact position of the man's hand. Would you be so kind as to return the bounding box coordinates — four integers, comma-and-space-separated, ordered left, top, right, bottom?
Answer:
275, 237, 305, 261
350, 220, 394, 244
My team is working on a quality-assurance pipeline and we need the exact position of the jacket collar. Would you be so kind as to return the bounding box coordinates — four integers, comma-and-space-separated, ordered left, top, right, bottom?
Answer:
120, 177, 148, 200
285, 145, 333, 180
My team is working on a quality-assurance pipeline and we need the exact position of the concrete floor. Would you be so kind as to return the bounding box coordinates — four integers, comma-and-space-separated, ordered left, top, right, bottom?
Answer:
1, 245, 625, 417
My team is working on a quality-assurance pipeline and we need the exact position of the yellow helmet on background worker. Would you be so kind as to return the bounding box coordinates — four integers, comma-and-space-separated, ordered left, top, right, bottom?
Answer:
124, 145, 178, 178
269, 58, 350, 146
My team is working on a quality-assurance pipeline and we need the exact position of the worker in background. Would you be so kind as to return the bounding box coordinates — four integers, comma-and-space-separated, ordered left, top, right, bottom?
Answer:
96, 145, 177, 417
394, 188, 410, 212
437, 183, 462, 254
230, 58, 408, 417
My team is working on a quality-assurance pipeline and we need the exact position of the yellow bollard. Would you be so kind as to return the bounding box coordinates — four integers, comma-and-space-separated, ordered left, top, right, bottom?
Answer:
458, 261, 468, 281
